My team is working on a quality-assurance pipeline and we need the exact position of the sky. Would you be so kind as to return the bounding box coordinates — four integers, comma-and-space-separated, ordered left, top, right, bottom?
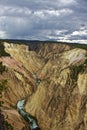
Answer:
0, 0, 87, 43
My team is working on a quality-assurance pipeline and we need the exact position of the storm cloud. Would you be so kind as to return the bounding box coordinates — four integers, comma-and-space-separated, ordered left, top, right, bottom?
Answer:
0, 0, 87, 43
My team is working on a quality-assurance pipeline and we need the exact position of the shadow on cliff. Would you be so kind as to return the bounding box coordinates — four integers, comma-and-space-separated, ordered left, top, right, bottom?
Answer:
0, 43, 10, 57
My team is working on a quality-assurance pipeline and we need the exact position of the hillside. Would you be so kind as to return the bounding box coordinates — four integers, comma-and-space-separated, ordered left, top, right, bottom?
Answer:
0, 41, 87, 130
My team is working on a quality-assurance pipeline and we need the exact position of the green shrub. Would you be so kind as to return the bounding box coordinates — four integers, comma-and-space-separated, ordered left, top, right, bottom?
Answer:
0, 80, 7, 98
0, 101, 4, 107
0, 43, 10, 56
5, 121, 14, 130
0, 62, 6, 74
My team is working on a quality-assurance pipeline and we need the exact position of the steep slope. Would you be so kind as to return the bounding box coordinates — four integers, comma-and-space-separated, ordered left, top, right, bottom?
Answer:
0, 41, 87, 130
25, 47, 87, 130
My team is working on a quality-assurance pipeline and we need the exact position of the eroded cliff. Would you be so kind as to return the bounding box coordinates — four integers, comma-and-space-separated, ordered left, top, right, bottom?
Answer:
0, 41, 87, 130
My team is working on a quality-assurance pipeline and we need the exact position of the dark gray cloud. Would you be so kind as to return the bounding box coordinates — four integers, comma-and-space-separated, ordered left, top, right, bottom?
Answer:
0, 0, 87, 43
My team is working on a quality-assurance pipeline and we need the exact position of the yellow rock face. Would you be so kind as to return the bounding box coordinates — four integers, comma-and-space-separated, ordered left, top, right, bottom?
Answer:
0, 42, 87, 130
78, 74, 87, 95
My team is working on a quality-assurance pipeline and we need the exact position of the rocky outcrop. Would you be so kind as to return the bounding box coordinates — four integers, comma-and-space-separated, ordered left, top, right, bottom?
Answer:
0, 42, 87, 130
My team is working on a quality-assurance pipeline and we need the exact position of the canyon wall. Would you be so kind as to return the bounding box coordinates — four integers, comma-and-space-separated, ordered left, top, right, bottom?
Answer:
0, 42, 87, 130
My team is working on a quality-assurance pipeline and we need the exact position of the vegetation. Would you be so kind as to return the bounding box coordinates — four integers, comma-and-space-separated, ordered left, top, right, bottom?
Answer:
0, 101, 4, 107
0, 43, 10, 56
5, 120, 14, 130
0, 80, 7, 107
70, 60, 87, 81
0, 79, 7, 94
0, 61, 6, 74
0, 109, 14, 130
0, 110, 7, 130
66, 43, 87, 50
0, 61, 7, 103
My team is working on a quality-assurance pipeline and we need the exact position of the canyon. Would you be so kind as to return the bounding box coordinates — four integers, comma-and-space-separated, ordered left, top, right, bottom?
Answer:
0, 41, 87, 130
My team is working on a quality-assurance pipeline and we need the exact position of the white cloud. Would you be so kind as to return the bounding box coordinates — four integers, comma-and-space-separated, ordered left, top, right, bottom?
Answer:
0, 5, 73, 19
0, 5, 32, 16
0, 31, 7, 38
72, 30, 87, 36
59, 0, 77, 6
34, 9, 73, 18
58, 39, 87, 44
34, 11, 45, 18
46, 9, 73, 16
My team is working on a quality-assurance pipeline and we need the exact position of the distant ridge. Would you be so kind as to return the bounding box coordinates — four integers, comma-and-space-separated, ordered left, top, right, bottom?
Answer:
0, 39, 87, 50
